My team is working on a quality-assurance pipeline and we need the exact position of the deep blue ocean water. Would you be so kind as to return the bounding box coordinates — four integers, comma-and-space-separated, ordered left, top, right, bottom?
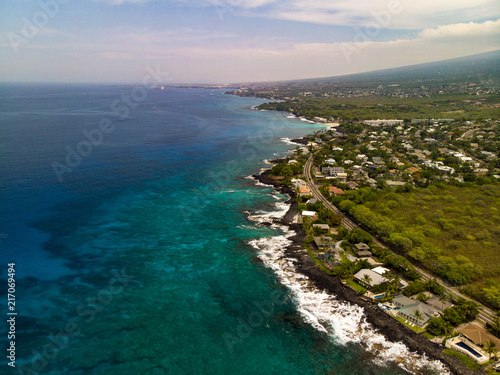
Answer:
0, 84, 444, 375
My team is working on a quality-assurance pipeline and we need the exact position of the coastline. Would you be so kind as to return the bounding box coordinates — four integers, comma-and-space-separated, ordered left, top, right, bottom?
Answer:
253, 168, 483, 375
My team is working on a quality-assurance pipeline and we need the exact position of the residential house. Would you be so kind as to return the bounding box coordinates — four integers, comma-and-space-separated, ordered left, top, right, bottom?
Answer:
398, 301, 435, 327
393, 294, 417, 309
299, 186, 312, 197
312, 224, 330, 231
356, 154, 367, 161
458, 324, 500, 353
302, 211, 318, 221
354, 269, 387, 288
367, 258, 384, 266
426, 296, 453, 312
364, 119, 404, 126
346, 181, 359, 190
329, 186, 344, 196
322, 167, 345, 176
355, 243, 370, 251
407, 167, 421, 174
386, 181, 406, 188
358, 250, 373, 258
372, 266, 389, 275
322, 167, 348, 183
313, 236, 336, 251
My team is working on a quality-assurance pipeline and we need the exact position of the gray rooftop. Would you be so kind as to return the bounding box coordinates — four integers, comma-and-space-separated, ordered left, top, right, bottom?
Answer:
354, 269, 386, 286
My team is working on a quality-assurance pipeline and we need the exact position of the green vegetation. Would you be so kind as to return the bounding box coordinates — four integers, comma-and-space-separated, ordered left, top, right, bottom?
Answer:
395, 316, 426, 333
269, 160, 304, 184
403, 279, 446, 297
334, 184, 500, 309
426, 298, 479, 336
346, 280, 367, 294
443, 349, 482, 370
258, 94, 500, 121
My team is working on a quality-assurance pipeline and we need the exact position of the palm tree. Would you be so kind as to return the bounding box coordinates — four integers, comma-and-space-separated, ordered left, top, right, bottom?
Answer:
484, 340, 497, 361
413, 309, 424, 325
391, 275, 401, 293
345, 270, 354, 282
363, 274, 372, 287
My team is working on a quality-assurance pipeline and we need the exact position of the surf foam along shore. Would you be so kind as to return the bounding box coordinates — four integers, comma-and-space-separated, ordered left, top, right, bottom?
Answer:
249, 168, 481, 375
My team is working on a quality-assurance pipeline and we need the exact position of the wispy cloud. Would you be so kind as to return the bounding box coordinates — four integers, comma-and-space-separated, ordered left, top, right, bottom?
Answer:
258, 0, 500, 29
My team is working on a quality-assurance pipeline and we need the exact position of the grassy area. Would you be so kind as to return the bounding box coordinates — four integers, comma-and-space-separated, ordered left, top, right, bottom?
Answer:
346, 280, 367, 294
339, 251, 349, 263
444, 349, 482, 370
423, 332, 436, 339
394, 316, 426, 333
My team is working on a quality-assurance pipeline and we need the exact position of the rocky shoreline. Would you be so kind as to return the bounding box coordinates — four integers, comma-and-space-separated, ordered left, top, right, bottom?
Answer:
253, 168, 484, 375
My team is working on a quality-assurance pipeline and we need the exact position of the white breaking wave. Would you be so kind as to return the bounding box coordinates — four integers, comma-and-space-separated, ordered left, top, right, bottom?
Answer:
299, 117, 316, 123
247, 201, 290, 224
280, 137, 303, 146
246, 204, 449, 375
245, 174, 273, 188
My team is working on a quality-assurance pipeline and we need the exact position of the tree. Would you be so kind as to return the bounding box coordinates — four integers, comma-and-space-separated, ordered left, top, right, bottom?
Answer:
443, 320, 453, 338
347, 228, 372, 245
363, 274, 372, 287
488, 313, 500, 337
443, 307, 462, 326
484, 340, 497, 361
455, 299, 479, 322
416, 293, 429, 303
427, 317, 447, 336
413, 309, 424, 324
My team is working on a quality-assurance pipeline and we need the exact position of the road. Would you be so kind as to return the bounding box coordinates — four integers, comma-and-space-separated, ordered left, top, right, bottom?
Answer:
303, 155, 496, 326
303, 156, 357, 230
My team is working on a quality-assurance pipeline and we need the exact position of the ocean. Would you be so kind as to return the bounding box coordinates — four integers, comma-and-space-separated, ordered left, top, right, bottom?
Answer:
0, 84, 446, 374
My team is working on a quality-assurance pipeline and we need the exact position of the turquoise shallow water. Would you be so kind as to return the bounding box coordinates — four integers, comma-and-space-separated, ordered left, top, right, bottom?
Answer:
0, 85, 441, 374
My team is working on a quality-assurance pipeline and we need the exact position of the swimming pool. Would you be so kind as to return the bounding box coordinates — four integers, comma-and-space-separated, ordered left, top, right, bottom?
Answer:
456, 341, 483, 358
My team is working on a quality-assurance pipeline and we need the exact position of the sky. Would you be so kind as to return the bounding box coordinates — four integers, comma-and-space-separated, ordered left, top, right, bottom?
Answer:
0, 0, 499, 84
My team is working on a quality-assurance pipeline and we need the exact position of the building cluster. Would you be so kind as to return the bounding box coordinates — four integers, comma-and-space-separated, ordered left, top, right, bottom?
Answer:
298, 118, 500, 190
230, 80, 499, 100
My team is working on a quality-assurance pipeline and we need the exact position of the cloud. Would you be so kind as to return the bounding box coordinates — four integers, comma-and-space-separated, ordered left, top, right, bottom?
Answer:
287, 0, 497, 28
418, 19, 500, 39
222, 0, 500, 29
92, 0, 500, 30
163, 18, 500, 82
